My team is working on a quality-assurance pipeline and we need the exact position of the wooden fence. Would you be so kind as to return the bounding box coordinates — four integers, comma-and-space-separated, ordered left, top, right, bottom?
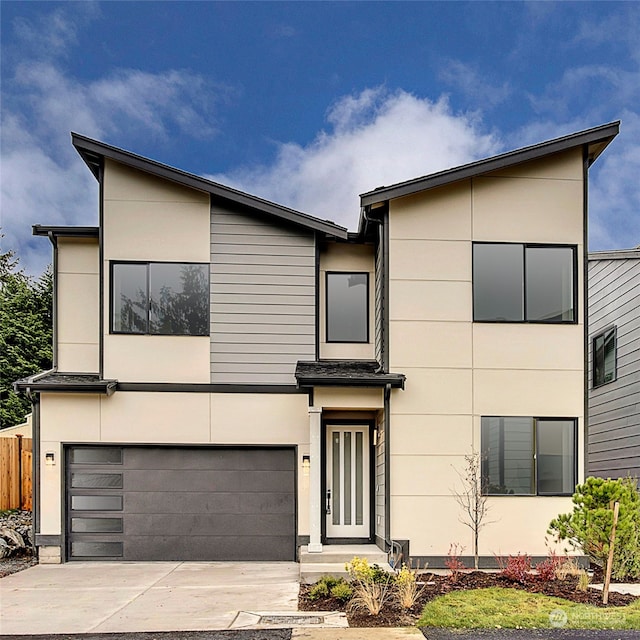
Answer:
0, 436, 33, 511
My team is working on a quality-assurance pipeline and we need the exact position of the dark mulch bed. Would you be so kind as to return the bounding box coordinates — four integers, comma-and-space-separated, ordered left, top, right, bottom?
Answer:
299, 571, 639, 628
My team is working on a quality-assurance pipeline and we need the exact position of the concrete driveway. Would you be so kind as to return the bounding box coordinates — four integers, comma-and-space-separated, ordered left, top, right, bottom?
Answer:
0, 562, 301, 634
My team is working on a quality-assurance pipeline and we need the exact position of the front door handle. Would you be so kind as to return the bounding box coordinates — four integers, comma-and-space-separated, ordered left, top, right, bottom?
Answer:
326, 488, 331, 514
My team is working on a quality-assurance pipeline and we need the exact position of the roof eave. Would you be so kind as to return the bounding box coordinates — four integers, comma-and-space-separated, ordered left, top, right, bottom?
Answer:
14, 380, 117, 396
295, 375, 405, 389
32, 225, 99, 239
360, 121, 620, 207
14, 370, 117, 396
71, 133, 348, 239
588, 248, 640, 261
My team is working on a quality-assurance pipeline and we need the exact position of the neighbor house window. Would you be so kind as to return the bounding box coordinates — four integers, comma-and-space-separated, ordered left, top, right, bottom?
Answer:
111, 262, 209, 335
481, 416, 576, 496
473, 243, 576, 323
326, 272, 369, 342
593, 326, 616, 387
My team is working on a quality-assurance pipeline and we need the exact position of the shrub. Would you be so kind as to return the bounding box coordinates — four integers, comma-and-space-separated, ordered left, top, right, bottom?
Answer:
308, 574, 343, 600
309, 581, 329, 600
345, 556, 394, 584
394, 563, 425, 609
548, 476, 640, 581
497, 553, 531, 584
444, 543, 466, 583
330, 581, 353, 602
534, 551, 565, 582
346, 556, 393, 615
576, 569, 590, 592
555, 556, 582, 580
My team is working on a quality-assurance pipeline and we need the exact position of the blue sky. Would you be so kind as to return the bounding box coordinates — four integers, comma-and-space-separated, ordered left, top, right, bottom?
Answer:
2, 1, 639, 275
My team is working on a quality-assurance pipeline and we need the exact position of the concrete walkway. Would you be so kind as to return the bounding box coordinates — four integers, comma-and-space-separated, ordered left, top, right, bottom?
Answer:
0, 562, 303, 634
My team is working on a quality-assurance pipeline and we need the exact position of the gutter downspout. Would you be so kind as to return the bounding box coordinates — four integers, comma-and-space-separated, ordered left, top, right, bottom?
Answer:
27, 391, 40, 555
384, 383, 391, 549
47, 231, 58, 369
583, 145, 590, 481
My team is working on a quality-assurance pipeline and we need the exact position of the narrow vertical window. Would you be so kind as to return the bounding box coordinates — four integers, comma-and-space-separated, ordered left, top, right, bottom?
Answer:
473, 244, 524, 321
112, 263, 147, 333
326, 272, 369, 342
481, 417, 534, 495
526, 246, 575, 322
536, 419, 575, 495
593, 327, 616, 387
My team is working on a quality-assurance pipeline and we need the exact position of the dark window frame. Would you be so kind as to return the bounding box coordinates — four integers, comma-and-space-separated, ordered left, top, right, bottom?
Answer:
481, 415, 578, 497
472, 242, 578, 324
592, 326, 617, 388
325, 271, 370, 344
110, 260, 210, 336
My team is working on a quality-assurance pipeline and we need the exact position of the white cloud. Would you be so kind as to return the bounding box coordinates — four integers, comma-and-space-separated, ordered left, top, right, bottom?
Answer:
208, 88, 500, 229
438, 60, 511, 109
11, 2, 99, 60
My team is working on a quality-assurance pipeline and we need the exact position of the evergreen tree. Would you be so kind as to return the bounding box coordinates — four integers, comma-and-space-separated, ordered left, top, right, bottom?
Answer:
0, 246, 53, 428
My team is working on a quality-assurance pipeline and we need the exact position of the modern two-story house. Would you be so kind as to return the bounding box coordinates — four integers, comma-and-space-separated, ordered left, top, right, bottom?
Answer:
16, 121, 619, 566
588, 247, 640, 480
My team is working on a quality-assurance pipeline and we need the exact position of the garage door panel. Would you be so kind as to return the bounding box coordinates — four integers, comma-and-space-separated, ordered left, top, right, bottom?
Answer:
124, 535, 295, 561
125, 513, 294, 536
238, 492, 295, 514
238, 470, 295, 492
67, 446, 296, 561
124, 491, 243, 514
125, 469, 249, 492
123, 447, 293, 471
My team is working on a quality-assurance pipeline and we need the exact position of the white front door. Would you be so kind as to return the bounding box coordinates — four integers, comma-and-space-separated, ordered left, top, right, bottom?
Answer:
326, 425, 370, 538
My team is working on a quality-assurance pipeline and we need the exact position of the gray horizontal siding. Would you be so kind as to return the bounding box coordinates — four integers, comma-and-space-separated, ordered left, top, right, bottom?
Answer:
211, 206, 316, 384
375, 228, 384, 366
588, 257, 640, 479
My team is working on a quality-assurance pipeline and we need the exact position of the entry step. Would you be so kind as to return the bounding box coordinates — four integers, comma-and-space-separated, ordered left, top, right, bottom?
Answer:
300, 543, 388, 565
299, 544, 393, 584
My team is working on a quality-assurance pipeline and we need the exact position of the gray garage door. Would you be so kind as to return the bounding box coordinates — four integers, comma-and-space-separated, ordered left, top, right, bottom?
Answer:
66, 446, 295, 561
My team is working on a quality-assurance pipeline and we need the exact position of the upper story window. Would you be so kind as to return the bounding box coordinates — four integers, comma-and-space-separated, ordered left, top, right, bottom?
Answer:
481, 416, 576, 496
473, 243, 576, 323
326, 272, 369, 343
593, 326, 616, 387
111, 262, 209, 336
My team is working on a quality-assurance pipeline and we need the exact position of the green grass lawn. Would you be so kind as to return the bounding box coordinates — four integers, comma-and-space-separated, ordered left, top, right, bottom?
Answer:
417, 587, 640, 630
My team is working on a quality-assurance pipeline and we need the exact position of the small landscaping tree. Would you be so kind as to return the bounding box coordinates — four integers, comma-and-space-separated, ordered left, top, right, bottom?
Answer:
452, 451, 494, 569
548, 476, 640, 581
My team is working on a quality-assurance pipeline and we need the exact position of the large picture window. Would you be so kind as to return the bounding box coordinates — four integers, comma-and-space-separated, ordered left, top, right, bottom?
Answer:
593, 326, 616, 387
111, 262, 209, 336
326, 272, 369, 343
481, 416, 576, 496
473, 243, 576, 323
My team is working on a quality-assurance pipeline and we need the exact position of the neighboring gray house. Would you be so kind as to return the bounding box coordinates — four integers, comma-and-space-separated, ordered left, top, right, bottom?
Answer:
588, 247, 640, 480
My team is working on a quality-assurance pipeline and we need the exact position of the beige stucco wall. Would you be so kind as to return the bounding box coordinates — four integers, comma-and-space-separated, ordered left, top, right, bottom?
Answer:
388, 148, 585, 558
319, 242, 375, 360
37, 391, 311, 541
57, 238, 100, 372
102, 159, 211, 382
313, 387, 383, 410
